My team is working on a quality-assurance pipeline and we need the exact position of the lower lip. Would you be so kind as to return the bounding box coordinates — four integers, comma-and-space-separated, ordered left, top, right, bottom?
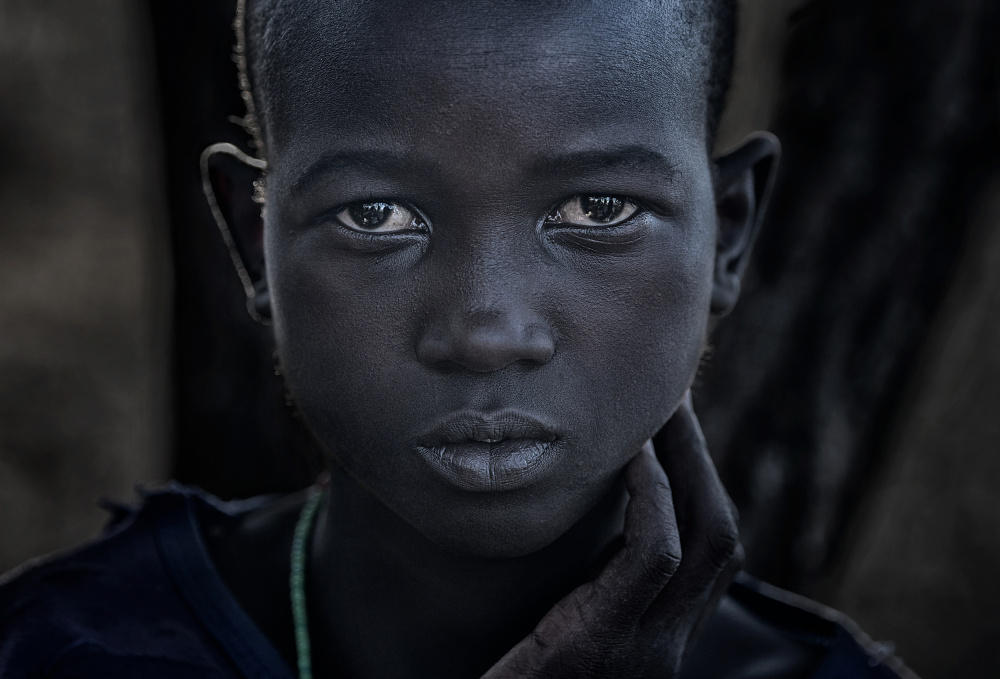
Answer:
414, 439, 556, 492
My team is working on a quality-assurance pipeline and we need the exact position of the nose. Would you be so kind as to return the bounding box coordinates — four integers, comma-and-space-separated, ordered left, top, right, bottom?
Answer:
417, 306, 556, 373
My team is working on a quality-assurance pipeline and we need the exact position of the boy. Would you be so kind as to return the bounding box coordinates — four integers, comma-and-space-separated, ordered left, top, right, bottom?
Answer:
0, 1, 914, 677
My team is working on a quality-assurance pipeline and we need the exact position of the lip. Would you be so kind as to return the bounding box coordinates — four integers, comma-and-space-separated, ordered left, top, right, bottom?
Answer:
414, 410, 561, 492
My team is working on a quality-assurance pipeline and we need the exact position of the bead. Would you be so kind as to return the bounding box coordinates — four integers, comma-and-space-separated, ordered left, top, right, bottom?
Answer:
290, 489, 324, 679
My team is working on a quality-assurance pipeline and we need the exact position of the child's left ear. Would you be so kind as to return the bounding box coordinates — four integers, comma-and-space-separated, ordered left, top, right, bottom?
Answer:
711, 132, 780, 315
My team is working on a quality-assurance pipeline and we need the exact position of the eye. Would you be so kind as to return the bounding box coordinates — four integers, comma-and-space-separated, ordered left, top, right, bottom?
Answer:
545, 195, 640, 228
335, 201, 426, 233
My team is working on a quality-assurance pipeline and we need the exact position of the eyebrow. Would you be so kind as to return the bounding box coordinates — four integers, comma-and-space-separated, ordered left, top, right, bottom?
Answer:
290, 144, 679, 197
290, 150, 439, 198
531, 146, 681, 181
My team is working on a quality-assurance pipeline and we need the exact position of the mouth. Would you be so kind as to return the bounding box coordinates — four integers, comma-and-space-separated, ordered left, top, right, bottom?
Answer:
413, 410, 561, 492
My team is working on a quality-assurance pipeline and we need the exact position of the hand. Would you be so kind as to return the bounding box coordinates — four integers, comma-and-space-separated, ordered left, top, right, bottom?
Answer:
481, 393, 742, 679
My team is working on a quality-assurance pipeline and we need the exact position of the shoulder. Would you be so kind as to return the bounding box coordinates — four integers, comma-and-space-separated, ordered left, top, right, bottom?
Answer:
0, 485, 253, 679
682, 573, 916, 679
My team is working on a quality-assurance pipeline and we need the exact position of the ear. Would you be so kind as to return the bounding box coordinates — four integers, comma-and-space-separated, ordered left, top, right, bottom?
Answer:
710, 132, 780, 316
200, 143, 270, 322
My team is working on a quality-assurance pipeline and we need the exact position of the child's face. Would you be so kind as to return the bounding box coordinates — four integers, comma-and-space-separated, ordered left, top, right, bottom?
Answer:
261, 0, 721, 557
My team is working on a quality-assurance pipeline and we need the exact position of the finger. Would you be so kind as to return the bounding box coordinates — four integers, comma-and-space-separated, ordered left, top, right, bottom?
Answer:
482, 443, 684, 679
587, 440, 682, 620
649, 394, 740, 611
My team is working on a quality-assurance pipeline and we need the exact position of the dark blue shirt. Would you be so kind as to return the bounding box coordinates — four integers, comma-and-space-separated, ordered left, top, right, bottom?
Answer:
0, 486, 911, 678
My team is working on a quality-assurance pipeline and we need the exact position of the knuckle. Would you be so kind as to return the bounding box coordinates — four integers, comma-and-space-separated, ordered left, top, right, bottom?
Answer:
651, 478, 672, 497
706, 514, 740, 567
528, 627, 553, 651
639, 542, 682, 582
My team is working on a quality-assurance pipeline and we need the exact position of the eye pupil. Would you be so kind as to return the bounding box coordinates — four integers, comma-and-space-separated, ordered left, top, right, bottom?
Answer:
349, 202, 393, 229
581, 196, 624, 223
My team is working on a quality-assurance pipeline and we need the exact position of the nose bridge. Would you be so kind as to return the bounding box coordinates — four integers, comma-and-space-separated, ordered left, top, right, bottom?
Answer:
416, 243, 555, 373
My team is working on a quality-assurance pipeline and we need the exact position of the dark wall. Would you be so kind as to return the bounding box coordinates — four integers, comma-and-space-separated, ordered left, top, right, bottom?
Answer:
0, 0, 169, 572
697, 0, 1000, 594
147, 0, 318, 499
829, 178, 1000, 679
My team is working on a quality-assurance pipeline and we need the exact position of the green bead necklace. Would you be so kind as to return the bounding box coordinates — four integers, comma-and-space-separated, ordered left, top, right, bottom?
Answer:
291, 489, 324, 679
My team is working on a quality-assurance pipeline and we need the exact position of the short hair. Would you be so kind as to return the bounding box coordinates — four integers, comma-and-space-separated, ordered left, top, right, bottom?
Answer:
703, 0, 738, 146
233, 0, 738, 163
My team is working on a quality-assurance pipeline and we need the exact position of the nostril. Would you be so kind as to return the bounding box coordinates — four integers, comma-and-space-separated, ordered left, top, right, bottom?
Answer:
415, 334, 456, 369
517, 325, 557, 365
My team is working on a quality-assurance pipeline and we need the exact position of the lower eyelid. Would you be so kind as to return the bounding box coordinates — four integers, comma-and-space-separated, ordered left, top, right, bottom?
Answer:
546, 228, 647, 254
339, 222, 427, 238
327, 226, 429, 254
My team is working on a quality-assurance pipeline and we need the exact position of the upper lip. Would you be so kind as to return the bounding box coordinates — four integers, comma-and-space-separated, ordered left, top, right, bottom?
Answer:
416, 410, 559, 446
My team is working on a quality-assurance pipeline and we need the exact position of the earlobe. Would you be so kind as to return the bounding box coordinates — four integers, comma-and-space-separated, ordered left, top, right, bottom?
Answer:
251, 278, 272, 320
710, 132, 780, 316
201, 143, 271, 323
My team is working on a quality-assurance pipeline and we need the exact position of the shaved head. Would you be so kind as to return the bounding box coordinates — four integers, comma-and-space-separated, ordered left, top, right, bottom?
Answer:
238, 0, 737, 157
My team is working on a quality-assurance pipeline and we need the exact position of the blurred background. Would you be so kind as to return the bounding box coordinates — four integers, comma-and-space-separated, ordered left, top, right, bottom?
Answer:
1, 0, 998, 676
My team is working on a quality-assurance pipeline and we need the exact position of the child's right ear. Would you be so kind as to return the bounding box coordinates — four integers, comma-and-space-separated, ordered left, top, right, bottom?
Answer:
200, 143, 270, 323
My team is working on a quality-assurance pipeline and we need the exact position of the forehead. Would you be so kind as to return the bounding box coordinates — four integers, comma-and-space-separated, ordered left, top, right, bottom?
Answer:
252, 0, 710, 178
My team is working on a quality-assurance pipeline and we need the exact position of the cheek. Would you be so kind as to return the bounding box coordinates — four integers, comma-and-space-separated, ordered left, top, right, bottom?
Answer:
264, 228, 411, 456
555, 220, 715, 458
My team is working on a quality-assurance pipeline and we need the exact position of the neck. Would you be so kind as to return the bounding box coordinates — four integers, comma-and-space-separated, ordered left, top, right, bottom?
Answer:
309, 465, 627, 679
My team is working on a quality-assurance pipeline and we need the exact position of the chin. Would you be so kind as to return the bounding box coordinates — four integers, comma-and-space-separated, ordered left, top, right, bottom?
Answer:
414, 496, 589, 560
428, 525, 573, 560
